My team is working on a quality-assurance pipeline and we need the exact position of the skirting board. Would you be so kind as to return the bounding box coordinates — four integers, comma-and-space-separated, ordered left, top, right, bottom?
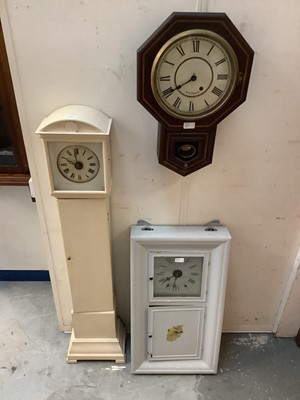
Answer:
222, 325, 273, 333
0, 269, 50, 281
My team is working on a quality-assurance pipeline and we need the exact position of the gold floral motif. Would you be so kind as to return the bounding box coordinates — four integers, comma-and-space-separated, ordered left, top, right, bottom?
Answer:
166, 325, 184, 342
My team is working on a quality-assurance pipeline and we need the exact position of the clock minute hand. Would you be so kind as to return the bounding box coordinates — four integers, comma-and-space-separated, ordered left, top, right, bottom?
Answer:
173, 73, 197, 91
61, 156, 75, 165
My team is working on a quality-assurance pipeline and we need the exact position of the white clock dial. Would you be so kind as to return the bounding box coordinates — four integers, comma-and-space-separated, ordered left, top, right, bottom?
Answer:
57, 145, 100, 183
153, 256, 204, 297
151, 29, 238, 120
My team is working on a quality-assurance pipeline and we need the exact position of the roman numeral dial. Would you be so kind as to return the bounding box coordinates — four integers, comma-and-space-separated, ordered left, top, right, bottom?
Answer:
152, 255, 205, 298
151, 29, 238, 120
57, 144, 100, 183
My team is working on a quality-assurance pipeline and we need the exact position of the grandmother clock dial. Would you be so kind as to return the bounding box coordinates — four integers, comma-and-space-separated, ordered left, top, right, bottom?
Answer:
37, 105, 126, 363
56, 144, 100, 183
137, 12, 254, 175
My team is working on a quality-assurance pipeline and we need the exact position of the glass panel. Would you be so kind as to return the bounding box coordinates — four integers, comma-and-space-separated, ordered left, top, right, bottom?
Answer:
48, 141, 105, 192
0, 104, 17, 166
153, 256, 203, 297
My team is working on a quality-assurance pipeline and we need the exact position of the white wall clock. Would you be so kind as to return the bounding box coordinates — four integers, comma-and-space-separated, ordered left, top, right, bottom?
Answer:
130, 224, 231, 374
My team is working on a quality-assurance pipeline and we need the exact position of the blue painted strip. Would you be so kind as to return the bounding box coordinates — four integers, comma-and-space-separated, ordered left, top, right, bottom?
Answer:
0, 270, 50, 281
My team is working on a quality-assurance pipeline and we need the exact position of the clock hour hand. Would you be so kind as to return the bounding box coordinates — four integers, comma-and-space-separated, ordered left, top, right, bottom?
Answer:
72, 150, 84, 170
172, 278, 179, 291
74, 148, 79, 162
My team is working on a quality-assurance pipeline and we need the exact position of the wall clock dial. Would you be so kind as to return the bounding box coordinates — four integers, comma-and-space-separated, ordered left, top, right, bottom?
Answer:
137, 12, 254, 130
151, 29, 238, 120
153, 256, 203, 297
57, 144, 100, 183
148, 252, 208, 303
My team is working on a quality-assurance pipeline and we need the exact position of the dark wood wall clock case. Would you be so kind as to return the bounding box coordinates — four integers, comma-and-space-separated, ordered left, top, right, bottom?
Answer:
137, 12, 254, 176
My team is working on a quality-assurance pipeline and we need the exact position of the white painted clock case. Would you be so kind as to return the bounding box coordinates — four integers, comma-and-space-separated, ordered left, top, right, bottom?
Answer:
130, 224, 231, 374
37, 105, 126, 363
58, 198, 125, 363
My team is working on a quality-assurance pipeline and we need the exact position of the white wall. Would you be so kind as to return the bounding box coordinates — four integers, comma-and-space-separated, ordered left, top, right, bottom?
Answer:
0, 186, 46, 269
1, 0, 299, 333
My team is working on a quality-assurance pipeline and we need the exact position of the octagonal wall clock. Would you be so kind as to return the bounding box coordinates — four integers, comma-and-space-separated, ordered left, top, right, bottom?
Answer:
137, 12, 254, 175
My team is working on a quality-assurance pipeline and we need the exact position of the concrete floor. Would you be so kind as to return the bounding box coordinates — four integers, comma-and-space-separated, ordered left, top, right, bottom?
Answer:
0, 281, 299, 400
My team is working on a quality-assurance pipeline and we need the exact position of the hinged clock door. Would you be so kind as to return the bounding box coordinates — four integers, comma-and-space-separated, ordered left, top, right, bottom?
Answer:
57, 198, 114, 313
148, 306, 205, 361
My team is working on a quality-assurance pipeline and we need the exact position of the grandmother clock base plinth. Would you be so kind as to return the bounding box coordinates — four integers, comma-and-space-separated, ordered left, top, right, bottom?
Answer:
67, 319, 126, 364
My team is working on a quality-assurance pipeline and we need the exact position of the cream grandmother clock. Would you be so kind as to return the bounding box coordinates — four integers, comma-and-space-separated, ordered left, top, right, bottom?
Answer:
37, 105, 126, 363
